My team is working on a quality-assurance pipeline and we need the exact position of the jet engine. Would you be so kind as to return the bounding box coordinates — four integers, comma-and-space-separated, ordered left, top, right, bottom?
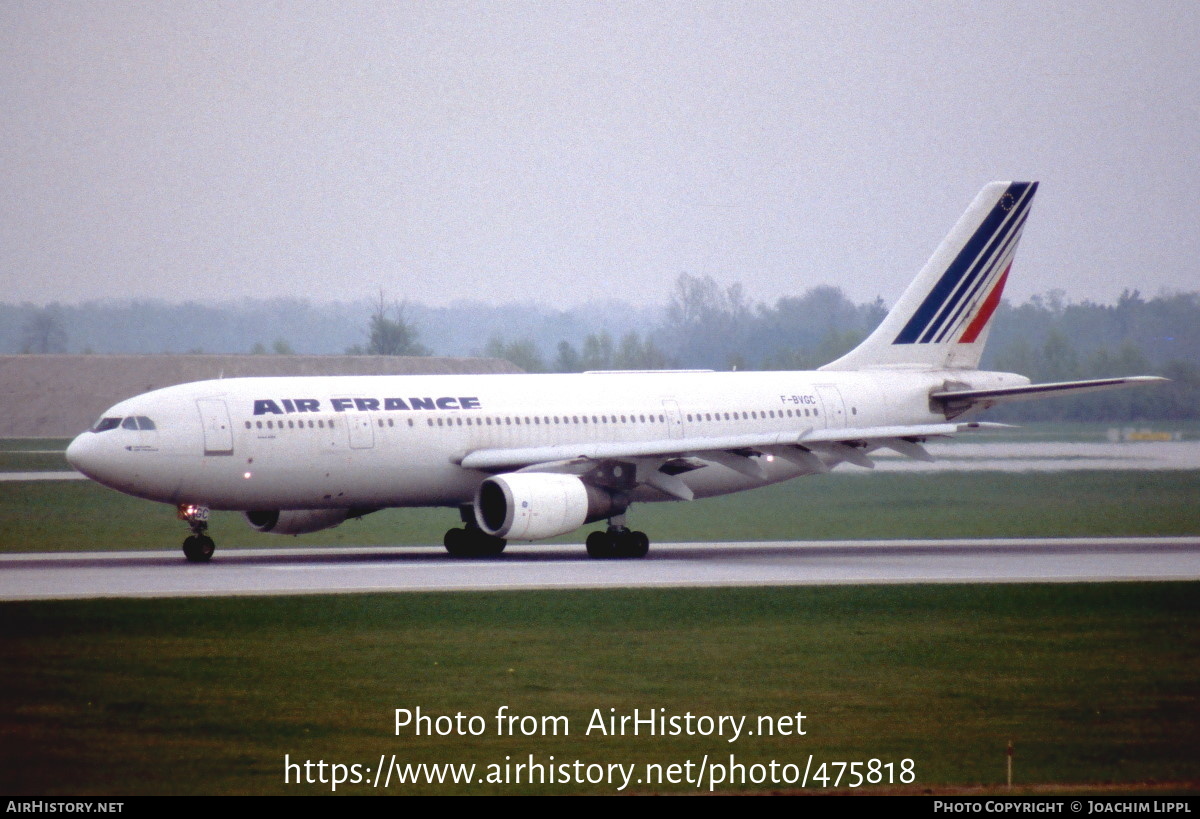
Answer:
244, 508, 351, 535
474, 472, 624, 540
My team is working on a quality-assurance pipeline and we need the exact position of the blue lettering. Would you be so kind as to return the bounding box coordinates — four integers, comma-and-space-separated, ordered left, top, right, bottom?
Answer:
258, 395, 480, 414
253, 399, 284, 416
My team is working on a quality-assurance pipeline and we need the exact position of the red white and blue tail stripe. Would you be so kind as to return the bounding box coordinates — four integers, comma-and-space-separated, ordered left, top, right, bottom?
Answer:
821, 182, 1037, 371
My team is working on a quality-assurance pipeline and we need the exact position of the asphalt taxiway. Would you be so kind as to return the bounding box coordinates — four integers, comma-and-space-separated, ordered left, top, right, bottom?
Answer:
2, 537, 1198, 601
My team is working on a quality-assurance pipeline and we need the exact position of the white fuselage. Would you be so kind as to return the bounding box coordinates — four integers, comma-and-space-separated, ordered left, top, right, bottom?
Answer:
65, 368, 1024, 512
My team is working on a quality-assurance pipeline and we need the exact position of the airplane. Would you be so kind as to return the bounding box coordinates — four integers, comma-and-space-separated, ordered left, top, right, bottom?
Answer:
65, 181, 1166, 562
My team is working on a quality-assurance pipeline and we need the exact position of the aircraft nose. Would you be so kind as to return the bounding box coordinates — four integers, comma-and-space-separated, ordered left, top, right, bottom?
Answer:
65, 432, 100, 478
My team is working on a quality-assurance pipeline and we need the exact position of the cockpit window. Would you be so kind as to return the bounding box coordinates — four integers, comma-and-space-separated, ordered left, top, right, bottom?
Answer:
118, 416, 157, 431
92, 417, 122, 433
121, 417, 138, 430
136, 416, 156, 430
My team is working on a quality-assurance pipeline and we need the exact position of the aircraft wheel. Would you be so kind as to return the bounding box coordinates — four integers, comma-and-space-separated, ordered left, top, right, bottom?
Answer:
586, 530, 614, 559
475, 533, 507, 557
445, 527, 506, 558
183, 534, 215, 563
626, 531, 650, 558
444, 527, 470, 557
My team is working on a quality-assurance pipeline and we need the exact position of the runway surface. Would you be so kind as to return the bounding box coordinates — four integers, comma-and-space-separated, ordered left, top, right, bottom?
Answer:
2, 537, 1198, 600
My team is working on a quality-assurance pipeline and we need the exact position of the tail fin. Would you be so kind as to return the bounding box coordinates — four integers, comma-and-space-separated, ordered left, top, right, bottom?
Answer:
820, 181, 1038, 371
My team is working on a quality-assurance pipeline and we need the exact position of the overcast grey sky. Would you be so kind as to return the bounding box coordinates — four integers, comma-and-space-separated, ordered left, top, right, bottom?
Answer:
2, 2, 1197, 310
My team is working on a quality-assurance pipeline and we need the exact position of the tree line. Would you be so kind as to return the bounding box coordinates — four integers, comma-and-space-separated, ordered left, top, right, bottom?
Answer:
4, 276, 1197, 420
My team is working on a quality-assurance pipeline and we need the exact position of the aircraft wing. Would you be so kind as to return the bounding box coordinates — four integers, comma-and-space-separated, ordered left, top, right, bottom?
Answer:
930, 376, 1168, 417
457, 421, 1007, 500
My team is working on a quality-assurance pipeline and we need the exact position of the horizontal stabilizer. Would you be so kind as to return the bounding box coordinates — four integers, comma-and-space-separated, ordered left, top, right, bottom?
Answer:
932, 376, 1168, 416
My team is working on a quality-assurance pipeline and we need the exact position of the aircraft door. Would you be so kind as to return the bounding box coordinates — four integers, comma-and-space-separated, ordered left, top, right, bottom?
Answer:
814, 385, 847, 428
662, 399, 684, 439
347, 413, 375, 449
196, 399, 234, 455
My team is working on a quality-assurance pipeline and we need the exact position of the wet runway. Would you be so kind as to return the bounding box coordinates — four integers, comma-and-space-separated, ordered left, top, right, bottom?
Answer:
2, 537, 1198, 601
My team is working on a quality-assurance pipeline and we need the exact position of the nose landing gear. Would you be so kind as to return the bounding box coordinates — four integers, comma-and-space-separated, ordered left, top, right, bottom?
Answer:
178, 504, 215, 562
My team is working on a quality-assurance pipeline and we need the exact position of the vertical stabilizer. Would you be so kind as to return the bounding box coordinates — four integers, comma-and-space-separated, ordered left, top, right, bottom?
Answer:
820, 181, 1037, 371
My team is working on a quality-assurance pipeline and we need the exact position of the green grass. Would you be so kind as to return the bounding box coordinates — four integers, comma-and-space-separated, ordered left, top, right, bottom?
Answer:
2, 471, 1197, 553
0, 438, 73, 451
0, 438, 72, 471
1, 584, 1196, 795
2, 435, 1197, 795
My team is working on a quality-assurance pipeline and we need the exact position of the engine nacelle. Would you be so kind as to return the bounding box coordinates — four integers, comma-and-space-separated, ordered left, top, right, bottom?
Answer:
475, 472, 623, 540
244, 508, 350, 535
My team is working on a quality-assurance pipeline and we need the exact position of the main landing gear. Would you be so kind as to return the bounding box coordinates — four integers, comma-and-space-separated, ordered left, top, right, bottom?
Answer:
443, 506, 506, 557
178, 503, 215, 563
585, 513, 650, 559
585, 527, 650, 559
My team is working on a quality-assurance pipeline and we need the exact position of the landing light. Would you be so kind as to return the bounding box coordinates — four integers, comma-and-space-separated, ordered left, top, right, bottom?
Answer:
243, 471, 253, 479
